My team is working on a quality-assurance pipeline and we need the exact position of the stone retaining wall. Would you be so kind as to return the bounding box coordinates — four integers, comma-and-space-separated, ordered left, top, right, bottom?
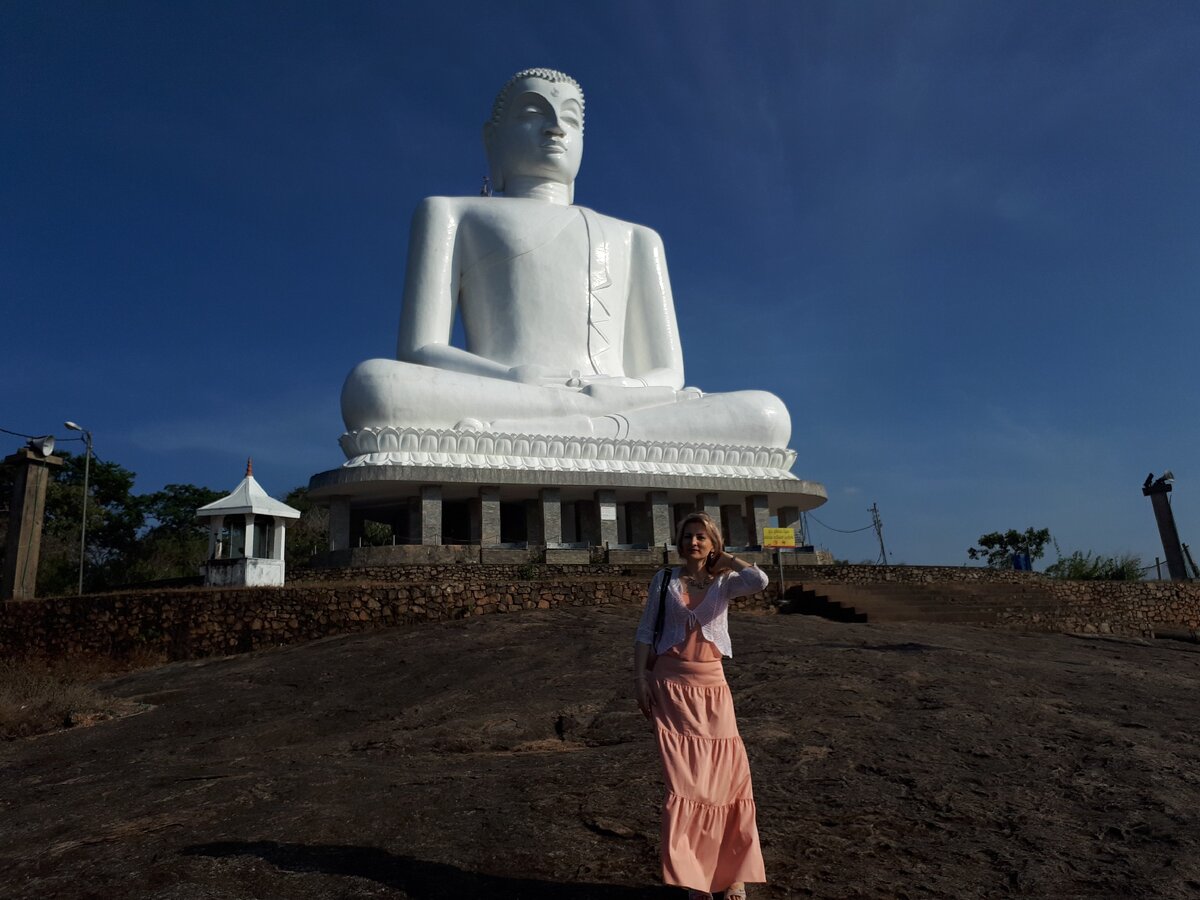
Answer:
288, 562, 635, 583
783, 564, 1045, 585
5, 563, 1199, 662
997, 579, 1200, 636
0, 572, 777, 661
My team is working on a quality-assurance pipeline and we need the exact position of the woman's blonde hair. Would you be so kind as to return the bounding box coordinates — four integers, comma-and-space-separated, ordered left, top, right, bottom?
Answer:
675, 512, 725, 558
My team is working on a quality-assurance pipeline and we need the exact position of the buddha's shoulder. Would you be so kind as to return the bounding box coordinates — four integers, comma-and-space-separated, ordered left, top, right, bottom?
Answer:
410, 197, 660, 241
574, 206, 662, 242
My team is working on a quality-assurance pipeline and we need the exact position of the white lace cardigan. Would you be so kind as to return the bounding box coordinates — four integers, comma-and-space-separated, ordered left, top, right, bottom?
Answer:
634, 565, 769, 658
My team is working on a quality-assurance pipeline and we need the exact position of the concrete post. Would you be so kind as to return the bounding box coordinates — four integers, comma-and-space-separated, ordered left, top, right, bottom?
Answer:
244, 513, 256, 558
745, 494, 770, 547
420, 484, 442, 545
1, 449, 63, 601
595, 489, 619, 547
778, 506, 804, 545
207, 515, 223, 559
696, 492, 720, 520
721, 505, 749, 547
539, 488, 562, 545
647, 491, 671, 549
328, 497, 351, 551
273, 521, 286, 562
477, 486, 500, 546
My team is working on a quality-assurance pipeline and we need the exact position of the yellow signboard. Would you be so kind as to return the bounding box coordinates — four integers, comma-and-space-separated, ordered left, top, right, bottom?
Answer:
762, 527, 796, 548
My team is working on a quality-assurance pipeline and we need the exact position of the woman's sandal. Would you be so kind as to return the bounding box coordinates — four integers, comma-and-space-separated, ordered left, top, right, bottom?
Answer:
723, 888, 748, 900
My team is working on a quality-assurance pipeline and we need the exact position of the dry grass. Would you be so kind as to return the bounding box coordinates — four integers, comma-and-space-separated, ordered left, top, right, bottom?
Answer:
0, 651, 165, 741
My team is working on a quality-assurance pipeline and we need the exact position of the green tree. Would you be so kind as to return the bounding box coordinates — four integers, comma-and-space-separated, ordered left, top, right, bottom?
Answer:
1044, 548, 1143, 581
37, 450, 145, 594
967, 527, 1052, 569
123, 483, 224, 584
283, 486, 328, 571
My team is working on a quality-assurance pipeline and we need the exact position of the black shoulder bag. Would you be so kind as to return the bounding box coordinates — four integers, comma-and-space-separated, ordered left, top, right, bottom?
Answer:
645, 566, 672, 671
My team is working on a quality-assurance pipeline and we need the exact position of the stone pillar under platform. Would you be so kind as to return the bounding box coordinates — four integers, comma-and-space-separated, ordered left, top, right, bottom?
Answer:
420, 484, 442, 545
721, 504, 749, 547
477, 486, 500, 546
595, 489, 618, 547
778, 505, 804, 544
539, 488, 562, 545
647, 491, 671, 548
329, 496, 351, 551
745, 494, 769, 547
1, 448, 63, 601
697, 492, 720, 521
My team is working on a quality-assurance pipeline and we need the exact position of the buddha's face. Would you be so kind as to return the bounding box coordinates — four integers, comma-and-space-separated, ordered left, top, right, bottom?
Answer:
485, 76, 584, 191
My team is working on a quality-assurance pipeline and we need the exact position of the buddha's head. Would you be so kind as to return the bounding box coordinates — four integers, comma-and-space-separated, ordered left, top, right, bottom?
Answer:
484, 68, 585, 201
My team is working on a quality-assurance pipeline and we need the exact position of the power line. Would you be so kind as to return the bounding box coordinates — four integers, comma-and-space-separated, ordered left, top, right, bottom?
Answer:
1, 425, 83, 442
807, 514, 874, 534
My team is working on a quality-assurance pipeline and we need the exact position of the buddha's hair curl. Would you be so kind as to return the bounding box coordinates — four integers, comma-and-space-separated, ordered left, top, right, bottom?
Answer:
490, 68, 585, 132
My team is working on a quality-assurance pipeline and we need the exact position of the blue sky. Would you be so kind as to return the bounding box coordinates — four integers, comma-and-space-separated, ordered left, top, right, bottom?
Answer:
3, 1, 1198, 567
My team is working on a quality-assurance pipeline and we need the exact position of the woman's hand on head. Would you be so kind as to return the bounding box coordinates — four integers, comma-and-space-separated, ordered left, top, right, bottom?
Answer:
706, 551, 736, 575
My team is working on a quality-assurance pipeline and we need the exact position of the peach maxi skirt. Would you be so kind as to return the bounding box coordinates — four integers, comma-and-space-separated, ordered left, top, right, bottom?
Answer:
650, 655, 766, 893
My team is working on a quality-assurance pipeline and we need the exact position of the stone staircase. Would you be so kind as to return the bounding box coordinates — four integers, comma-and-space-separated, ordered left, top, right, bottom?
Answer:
782, 580, 1061, 626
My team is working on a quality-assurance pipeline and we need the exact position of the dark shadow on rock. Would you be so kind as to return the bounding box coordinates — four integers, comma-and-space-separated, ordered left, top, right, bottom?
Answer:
183, 841, 675, 899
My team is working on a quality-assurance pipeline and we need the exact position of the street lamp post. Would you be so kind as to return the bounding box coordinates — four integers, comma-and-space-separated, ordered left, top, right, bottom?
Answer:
64, 421, 93, 595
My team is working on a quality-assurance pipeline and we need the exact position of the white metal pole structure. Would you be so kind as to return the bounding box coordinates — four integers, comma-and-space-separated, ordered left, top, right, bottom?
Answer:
64, 421, 93, 595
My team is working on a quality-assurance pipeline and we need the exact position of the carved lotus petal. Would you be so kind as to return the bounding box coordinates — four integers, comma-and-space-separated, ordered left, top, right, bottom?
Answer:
514, 438, 531, 457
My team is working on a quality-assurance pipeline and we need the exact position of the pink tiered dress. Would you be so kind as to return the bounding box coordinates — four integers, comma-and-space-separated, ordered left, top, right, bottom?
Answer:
650, 578, 766, 893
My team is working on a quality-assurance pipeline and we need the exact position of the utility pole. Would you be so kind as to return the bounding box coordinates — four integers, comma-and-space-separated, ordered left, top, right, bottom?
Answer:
870, 502, 888, 565
1142, 472, 1188, 581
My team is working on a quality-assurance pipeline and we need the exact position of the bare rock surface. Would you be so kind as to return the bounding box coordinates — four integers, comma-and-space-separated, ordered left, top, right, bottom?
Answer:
2, 607, 1199, 899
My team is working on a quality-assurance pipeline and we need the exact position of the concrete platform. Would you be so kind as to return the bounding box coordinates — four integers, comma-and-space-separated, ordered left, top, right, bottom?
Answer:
306, 463, 826, 554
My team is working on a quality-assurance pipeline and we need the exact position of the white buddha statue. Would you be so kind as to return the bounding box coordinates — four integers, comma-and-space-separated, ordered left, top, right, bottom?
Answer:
339, 68, 795, 473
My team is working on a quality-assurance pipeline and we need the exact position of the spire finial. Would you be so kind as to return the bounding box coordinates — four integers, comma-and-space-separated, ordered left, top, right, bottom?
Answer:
246, 457, 253, 477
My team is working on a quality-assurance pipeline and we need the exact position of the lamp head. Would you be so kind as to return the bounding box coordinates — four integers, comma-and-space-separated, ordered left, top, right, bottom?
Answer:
64, 421, 81, 432
1162, 470, 1175, 482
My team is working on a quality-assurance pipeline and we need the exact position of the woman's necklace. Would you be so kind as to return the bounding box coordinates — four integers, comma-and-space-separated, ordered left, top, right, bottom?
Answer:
681, 569, 714, 590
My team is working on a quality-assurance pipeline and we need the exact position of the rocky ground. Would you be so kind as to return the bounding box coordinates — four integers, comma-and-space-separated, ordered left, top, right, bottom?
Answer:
2, 606, 1199, 899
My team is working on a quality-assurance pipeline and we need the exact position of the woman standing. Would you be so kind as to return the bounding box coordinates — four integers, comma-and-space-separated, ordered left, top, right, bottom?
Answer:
633, 512, 768, 900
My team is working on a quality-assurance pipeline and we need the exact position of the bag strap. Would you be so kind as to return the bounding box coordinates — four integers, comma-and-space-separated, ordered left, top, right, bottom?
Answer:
651, 566, 671, 652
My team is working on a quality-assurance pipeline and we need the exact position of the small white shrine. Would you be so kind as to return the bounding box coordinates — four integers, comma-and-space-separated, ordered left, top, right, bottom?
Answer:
197, 459, 300, 587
